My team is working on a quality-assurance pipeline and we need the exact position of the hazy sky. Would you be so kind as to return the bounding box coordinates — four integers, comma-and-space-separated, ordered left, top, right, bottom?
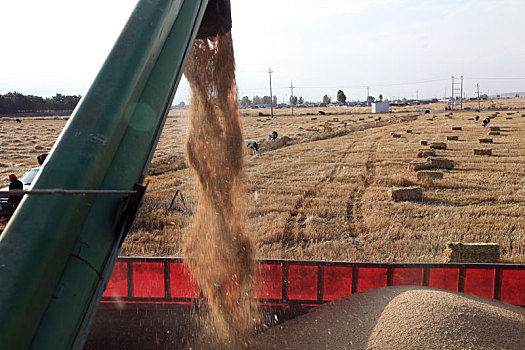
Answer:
1, 0, 524, 103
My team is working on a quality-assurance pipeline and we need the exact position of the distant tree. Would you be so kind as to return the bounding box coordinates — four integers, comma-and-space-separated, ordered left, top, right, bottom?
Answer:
298, 96, 304, 105
240, 96, 251, 107
379, 94, 383, 102
252, 96, 263, 105
0, 91, 80, 114
289, 95, 298, 105
337, 90, 347, 103
367, 95, 375, 103
322, 94, 331, 104
178, 101, 185, 108
272, 95, 277, 107
47, 93, 81, 110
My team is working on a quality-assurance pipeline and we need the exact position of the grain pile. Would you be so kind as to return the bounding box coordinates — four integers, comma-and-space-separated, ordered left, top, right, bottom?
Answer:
183, 32, 258, 347
255, 286, 525, 349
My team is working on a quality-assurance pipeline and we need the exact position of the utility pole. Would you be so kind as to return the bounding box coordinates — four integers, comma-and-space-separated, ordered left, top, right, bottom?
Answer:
476, 83, 481, 111
367, 86, 370, 104
460, 75, 464, 110
451, 76, 454, 111
268, 67, 274, 118
289, 82, 295, 116
416, 90, 419, 102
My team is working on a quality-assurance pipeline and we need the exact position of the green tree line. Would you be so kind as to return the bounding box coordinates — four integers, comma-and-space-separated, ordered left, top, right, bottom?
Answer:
0, 92, 81, 114
240, 95, 278, 108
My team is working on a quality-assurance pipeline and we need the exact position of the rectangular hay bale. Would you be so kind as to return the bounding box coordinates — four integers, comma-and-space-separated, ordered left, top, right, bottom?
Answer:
478, 138, 493, 144
473, 148, 492, 155
444, 242, 500, 263
429, 142, 447, 150
406, 129, 412, 133
420, 140, 428, 145
446, 135, 459, 141
489, 126, 500, 131
488, 131, 500, 136
451, 127, 462, 130
390, 186, 423, 201
408, 160, 431, 171
417, 149, 436, 158
427, 157, 454, 169
391, 132, 401, 138
417, 171, 444, 180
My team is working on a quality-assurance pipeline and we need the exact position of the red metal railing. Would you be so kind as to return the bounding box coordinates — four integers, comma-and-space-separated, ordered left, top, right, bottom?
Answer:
101, 258, 525, 307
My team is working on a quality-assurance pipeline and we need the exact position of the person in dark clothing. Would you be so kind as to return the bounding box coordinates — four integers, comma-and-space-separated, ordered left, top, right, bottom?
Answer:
8, 174, 23, 208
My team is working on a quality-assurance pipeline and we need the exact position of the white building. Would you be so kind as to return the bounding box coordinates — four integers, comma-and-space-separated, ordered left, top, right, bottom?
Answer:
372, 101, 390, 113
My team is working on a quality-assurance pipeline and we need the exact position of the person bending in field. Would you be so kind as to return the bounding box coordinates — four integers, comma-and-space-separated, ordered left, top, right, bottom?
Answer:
8, 174, 23, 209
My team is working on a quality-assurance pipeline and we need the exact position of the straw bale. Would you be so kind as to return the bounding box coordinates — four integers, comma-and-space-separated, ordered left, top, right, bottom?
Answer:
506, 117, 513, 120
391, 132, 401, 138
427, 157, 454, 169
420, 140, 428, 145
473, 148, 492, 156
429, 142, 447, 150
478, 138, 493, 144
451, 126, 462, 130
406, 129, 412, 133
417, 171, 444, 180
467, 118, 474, 120
489, 126, 500, 131
390, 186, 423, 201
444, 242, 500, 263
408, 161, 431, 171
416, 149, 436, 158
488, 131, 500, 136
446, 135, 458, 141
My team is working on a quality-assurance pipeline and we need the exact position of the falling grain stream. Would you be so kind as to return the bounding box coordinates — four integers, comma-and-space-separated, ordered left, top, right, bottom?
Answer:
183, 32, 259, 348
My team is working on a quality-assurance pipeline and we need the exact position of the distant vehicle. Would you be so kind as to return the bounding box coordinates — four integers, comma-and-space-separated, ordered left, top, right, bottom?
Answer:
0, 167, 40, 216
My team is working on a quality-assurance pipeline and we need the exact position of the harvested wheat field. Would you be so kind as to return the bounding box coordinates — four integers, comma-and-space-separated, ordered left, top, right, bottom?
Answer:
1, 101, 525, 263
254, 286, 525, 349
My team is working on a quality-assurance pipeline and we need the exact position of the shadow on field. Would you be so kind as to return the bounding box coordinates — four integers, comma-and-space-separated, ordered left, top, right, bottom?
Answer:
423, 197, 465, 207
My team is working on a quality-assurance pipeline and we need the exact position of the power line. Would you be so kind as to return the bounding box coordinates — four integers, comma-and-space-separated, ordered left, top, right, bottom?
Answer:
464, 76, 525, 80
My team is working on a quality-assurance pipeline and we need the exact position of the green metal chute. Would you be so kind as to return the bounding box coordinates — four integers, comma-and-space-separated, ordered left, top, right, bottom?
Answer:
0, 0, 209, 348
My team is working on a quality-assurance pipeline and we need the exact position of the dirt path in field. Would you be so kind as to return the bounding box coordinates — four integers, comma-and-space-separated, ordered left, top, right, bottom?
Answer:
281, 138, 360, 244
350, 135, 381, 230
